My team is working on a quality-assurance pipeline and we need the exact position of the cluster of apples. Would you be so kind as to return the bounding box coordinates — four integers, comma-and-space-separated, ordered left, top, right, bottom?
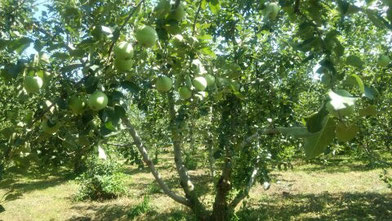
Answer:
155, 0, 186, 34
39, 91, 108, 135
114, 26, 158, 72
155, 73, 216, 100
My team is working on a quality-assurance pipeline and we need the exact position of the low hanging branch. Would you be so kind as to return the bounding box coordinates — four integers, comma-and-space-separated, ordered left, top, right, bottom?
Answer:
227, 126, 310, 209
121, 117, 191, 207
167, 94, 208, 216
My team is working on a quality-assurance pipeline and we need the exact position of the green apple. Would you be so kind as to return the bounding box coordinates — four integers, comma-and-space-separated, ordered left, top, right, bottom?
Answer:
172, 3, 185, 21
265, 3, 280, 20
179, 86, 192, 99
24, 76, 43, 94
114, 57, 133, 71
155, 0, 171, 18
217, 77, 230, 88
42, 119, 61, 134
135, 26, 158, 48
88, 91, 108, 111
378, 55, 390, 67
156, 76, 173, 92
114, 41, 134, 59
204, 74, 216, 87
69, 96, 85, 114
193, 76, 207, 91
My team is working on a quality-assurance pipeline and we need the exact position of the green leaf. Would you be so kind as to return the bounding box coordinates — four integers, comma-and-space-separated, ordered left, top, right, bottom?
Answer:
9, 37, 33, 54
364, 86, 378, 100
121, 81, 140, 93
359, 105, 377, 116
303, 117, 336, 159
101, 25, 113, 37
1, 127, 15, 139
209, 1, 220, 14
346, 55, 363, 69
336, 122, 359, 142
201, 0, 207, 10
350, 74, 365, 93
305, 105, 329, 133
365, 10, 385, 28
327, 89, 357, 111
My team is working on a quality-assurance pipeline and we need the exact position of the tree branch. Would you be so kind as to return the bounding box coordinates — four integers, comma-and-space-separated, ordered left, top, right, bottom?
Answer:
192, 0, 203, 35
167, 93, 207, 214
240, 127, 310, 149
107, 0, 145, 57
121, 116, 191, 207
294, 0, 300, 14
229, 164, 259, 208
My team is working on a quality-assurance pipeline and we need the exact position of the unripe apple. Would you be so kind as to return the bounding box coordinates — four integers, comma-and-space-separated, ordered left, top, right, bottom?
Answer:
69, 96, 85, 114
114, 41, 134, 59
24, 76, 43, 94
135, 26, 158, 48
204, 74, 216, 87
114, 57, 133, 71
42, 119, 60, 134
265, 3, 280, 20
155, 0, 171, 18
179, 86, 192, 99
88, 91, 108, 111
156, 76, 173, 92
172, 3, 185, 21
378, 55, 390, 67
217, 77, 230, 88
192, 76, 207, 91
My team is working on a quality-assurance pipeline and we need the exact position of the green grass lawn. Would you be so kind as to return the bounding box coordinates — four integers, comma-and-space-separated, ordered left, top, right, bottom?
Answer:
0, 159, 391, 221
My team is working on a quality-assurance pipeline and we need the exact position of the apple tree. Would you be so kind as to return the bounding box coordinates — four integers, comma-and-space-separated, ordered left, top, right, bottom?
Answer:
1, 0, 392, 220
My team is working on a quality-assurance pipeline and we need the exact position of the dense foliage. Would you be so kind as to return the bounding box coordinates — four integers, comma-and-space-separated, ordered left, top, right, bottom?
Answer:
1, 0, 391, 219
74, 157, 126, 201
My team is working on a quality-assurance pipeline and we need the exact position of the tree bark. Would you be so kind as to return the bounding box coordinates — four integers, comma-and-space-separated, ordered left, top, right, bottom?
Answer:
167, 94, 209, 220
122, 117, 191, 207
211, 157, 232, 221
211, 95, 239, 220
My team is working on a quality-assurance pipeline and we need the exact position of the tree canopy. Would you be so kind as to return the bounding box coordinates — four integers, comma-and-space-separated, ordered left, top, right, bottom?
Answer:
1, 0, 392, 220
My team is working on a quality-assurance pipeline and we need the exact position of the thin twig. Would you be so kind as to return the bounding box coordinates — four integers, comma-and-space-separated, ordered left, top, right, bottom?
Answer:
192, 0, 203, 35
107, 0, 145, 58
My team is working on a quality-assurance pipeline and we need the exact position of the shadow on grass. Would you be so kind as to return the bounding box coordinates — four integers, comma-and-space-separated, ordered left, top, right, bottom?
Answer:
236, 192, 392, 220
67, 203, 195, 221
0, 176, 68, 201
296, 157, 392, 174
65, 192, 392, 220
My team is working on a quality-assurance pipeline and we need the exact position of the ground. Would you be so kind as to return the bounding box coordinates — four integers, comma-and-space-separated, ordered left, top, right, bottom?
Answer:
0, 157, 391, 221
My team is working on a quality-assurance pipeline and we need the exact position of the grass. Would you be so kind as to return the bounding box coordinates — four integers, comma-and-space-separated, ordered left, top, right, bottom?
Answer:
0, 157, 391, 221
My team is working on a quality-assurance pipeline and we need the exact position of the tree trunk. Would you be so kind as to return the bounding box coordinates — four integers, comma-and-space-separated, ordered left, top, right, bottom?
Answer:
211, 158, 232, 221
167, 94, 209, 220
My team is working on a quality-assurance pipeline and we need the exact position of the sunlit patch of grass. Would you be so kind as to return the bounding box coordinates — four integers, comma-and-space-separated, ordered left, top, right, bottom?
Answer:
0, 156, 391, 220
